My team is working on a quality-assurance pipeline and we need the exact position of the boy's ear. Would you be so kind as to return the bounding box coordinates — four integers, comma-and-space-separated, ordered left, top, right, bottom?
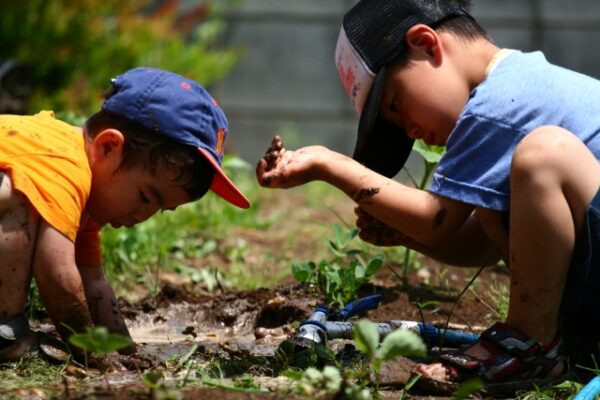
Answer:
92, 129, 125, 165
405, 24, 443, 64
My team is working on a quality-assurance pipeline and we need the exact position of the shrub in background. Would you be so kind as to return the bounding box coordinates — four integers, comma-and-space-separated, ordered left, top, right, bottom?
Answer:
0, 0, 240, 115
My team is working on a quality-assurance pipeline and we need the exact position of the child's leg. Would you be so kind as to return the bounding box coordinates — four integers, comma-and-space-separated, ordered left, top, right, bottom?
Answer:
507, 126, 600, 345
415, 126, 600, 382
0, 173, 41, 359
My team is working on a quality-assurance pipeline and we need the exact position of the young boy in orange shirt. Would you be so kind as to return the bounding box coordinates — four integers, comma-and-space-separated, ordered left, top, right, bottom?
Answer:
0, 67, 250, 362
257, 0, 600, 390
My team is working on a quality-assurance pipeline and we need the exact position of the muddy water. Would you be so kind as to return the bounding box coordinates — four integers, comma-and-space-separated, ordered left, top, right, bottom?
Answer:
128, 306, 288, 361
121, 284, 311, 362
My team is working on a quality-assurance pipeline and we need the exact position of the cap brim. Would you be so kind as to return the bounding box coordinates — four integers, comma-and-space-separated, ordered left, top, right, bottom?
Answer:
353, 67, 414, 178
197, 147, 251, 209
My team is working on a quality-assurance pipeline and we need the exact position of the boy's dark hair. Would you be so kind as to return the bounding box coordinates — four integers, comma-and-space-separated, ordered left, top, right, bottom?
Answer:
83, 109, 215, 200
393, 1, 488, 67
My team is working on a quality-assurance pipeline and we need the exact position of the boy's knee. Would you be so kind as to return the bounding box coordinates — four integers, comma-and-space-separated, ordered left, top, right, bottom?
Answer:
511, 126, 575, 177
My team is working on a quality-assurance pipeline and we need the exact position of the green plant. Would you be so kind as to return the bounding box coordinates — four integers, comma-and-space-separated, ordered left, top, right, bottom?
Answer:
352, 319, 426, 380
475, 280, 510, 324
291, 224, 385, 307
68, 326, 132, 355
0, 355, 67, 391
515, 378, 583, 400
283, 366, 372, 400
25, 281, 46, 318
1, 0, 240, 115
68, 326, 133, 369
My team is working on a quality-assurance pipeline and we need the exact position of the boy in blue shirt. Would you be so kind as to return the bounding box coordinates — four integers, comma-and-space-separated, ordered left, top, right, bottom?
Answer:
257, 0, 600, 390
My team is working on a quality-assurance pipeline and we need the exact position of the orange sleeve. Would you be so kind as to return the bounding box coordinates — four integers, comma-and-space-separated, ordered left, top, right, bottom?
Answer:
75, 215, 102, 267
0, 112, 91, 242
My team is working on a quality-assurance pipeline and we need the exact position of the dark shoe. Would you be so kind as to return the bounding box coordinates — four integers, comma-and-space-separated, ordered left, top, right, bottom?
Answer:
0, 313, 38, 362
413, 322, 569, 396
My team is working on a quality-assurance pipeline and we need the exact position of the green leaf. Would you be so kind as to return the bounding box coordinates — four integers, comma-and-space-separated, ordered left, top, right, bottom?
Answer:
412, 139, 444, 164
352, 319, 379, 358
354, 264, 366, 280
281, 369, 304, 381
322, 366, 342, 392
291, 261, 316, 282
68, 326, 133, 355
327, 240, 347, 258
333, 224, 345, 247
345, 249, 363, 257
365, 254, 384, 276
375, 329, 426, 361
141, 371, 164, 388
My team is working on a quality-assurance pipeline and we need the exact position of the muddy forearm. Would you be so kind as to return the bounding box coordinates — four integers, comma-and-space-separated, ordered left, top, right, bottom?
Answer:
80, 266, 136, 354
358, 216, 500, 267
34, 266, 94, 339
33, 223, 94, 339
320, 153, 472, 245
89, 284, 136, 354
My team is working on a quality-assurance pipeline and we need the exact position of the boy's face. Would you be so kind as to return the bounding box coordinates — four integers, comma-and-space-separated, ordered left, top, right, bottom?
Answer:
87, 164, 192, 228
86, 130, 193, 227
378, 60, 465, 146
377, 28, 471, 146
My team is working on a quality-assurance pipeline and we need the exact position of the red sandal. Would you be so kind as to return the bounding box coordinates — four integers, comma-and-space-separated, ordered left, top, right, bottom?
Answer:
413, 322, 571, 396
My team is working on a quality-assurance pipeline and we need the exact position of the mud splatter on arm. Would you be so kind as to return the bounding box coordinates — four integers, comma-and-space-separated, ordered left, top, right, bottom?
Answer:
432, 208, 447, 230
351, 187, 380, 204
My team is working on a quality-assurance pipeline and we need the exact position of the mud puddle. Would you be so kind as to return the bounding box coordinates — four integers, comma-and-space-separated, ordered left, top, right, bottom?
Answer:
121, 282, 312, 361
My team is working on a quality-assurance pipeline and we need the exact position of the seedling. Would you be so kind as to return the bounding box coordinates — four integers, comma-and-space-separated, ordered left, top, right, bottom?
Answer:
283, 366, 371, 400
68, 326, 133, 358
291, 224, 384, 307
352, 319, 426, 378
68, 326, 132, 372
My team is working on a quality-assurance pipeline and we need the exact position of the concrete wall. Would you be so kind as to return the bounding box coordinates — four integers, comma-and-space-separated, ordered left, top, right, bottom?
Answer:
213, 0, 600, 166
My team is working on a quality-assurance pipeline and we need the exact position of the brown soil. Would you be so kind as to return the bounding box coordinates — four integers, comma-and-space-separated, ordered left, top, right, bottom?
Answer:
19, 259, 509, 400
4, 189, 514, 399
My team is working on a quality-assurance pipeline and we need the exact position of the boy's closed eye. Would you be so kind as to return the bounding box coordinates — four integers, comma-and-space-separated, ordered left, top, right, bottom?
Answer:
140, 191, 150, 204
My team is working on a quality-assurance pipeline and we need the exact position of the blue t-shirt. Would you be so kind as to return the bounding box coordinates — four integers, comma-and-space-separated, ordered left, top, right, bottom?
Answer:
429, 51, 600, 211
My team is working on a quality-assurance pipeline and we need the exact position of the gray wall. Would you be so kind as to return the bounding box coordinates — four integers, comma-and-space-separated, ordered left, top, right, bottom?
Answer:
213, 0, 600, 166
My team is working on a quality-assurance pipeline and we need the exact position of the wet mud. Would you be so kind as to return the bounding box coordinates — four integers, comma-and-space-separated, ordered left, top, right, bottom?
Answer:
12, 260, 509, 399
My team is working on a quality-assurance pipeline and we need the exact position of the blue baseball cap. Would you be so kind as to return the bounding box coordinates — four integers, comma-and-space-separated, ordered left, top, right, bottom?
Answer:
102, 67, 250, 208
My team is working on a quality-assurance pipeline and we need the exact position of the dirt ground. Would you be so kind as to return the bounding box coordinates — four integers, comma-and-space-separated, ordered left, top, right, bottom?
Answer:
3, 190, 517, 399
14, 259, 510, 400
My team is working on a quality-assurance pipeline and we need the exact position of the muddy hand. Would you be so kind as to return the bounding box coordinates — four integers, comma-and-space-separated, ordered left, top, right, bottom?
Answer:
354, 207, 412, 247
263, 135, 284, 171
256, 135, 285, 187
256, 136, 328, 189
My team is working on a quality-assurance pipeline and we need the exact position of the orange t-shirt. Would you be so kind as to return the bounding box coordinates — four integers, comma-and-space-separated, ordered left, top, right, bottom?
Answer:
0, 111, 101, 266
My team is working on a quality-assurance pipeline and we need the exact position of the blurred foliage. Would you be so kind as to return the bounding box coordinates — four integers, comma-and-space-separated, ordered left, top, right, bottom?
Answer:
0, 0, 240, 115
